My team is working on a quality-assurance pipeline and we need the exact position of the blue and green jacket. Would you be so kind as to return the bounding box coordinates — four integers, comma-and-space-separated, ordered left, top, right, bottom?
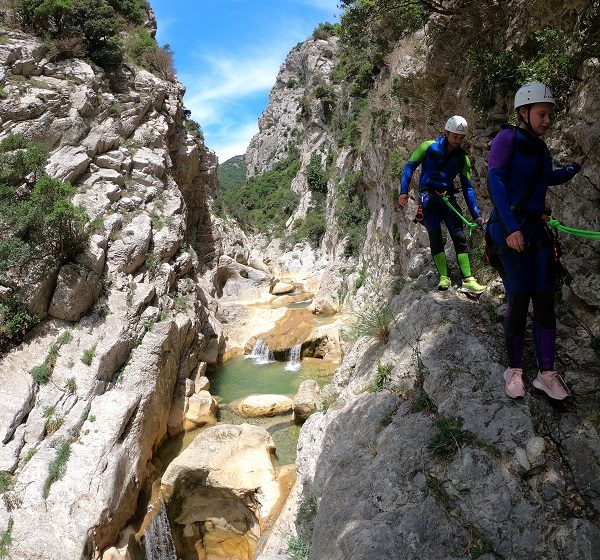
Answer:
399, 136, 481, 219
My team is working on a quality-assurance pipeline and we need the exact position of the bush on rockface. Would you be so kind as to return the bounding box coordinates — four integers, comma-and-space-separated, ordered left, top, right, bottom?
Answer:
126, 27, 175, 80
0, 134, 91, 271
467, 2, 600, 114
17, 0, 156, 71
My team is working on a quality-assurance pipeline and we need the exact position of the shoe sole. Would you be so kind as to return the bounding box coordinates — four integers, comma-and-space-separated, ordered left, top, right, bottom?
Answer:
532, 379, 568, 400
459, 287, 486, 294
437, 286, 450, 291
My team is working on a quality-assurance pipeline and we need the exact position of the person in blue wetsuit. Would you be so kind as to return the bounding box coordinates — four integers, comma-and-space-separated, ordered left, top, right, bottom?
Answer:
487, 82, 584, 400
399, 116, 486, 294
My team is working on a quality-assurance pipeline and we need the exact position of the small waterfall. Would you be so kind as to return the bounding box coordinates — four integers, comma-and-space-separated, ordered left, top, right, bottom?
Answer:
247, 339, 274, 365
144, 500, 178, 560
285, 344, 302, 372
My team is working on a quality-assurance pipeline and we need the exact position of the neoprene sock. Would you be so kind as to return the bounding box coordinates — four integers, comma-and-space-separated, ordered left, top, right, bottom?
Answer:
433, 252, 448, 277
457, 252, 472, 278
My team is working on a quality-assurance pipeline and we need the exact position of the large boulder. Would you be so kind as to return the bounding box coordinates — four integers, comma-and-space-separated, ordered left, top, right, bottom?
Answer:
160, 424, 280, 560
238, 395, 293, 418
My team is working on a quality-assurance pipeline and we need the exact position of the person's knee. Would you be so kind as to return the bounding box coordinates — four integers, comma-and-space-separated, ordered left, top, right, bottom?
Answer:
450, 231, 467, 254
533, 291, 555, 327
427, 228, 444, 255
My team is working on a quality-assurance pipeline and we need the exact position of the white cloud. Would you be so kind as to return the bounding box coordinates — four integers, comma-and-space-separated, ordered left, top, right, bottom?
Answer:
182, 49, 282, 115
208, 121, 259, 163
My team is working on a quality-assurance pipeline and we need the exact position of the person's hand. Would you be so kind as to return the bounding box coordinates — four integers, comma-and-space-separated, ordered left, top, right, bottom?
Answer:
476, 216, 485, 226
398, 194, 409, 207
506, 230, 525, 252
575, 155, 585, 166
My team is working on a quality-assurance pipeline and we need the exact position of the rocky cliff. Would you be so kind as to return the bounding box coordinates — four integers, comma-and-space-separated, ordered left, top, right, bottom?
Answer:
0, 13, 232, 559
247, 2, 600, 559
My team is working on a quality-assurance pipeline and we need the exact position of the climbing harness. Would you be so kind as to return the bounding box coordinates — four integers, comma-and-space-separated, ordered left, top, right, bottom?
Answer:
413, 193, 425, 223
440, 194, 480, 235
542, 214, 600, 239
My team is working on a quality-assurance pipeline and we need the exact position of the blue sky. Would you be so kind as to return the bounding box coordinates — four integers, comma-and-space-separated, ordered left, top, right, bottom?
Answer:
151, 0, 340, 163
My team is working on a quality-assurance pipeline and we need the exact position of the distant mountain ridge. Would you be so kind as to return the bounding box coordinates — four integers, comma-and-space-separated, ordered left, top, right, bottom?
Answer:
217, 154, 247, 191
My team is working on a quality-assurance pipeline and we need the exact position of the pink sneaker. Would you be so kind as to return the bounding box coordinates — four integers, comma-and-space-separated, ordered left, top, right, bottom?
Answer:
533, 370, 569, 400
504, 368, 525, 398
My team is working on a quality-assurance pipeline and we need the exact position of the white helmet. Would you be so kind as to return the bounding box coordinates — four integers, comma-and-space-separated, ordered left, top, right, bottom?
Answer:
514, 82, 555, 109
444, 115, 468, 135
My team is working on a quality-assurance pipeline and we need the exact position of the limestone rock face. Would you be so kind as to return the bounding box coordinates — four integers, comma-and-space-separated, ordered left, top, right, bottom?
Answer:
160, 424, 280, 560
0, 18, 226, 560
47, 263, 102, 321
293, 379, 320, 425
245, 36, 339, 176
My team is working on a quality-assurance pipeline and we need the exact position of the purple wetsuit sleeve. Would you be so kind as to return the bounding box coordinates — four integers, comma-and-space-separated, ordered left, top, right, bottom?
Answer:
488, 128, 515, 169
488, 128, 519, 235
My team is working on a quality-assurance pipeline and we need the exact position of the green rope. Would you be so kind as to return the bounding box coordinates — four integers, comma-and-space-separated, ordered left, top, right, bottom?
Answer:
440, 195, 479, 235
546, 217, 600, 239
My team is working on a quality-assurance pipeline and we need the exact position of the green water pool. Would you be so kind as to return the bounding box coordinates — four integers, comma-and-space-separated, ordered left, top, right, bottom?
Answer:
207, 356, 335, 404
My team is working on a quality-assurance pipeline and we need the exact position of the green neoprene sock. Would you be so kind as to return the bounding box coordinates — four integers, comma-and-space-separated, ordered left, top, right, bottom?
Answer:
457, 253, 472, 278
433, 252, 448, 277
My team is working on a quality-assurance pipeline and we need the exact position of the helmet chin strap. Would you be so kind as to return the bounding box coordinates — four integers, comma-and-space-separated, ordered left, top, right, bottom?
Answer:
518, 105, 535, 133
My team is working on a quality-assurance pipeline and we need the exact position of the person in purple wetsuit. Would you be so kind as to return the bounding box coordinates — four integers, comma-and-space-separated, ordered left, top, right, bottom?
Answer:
487, 82, 585, 400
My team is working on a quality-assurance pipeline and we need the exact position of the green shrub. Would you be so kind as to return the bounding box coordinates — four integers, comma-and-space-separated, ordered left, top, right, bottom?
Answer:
217, 156, 301, 235
388, 147, 408, 179
106, 0, 146, 23
297, 495, 318, 526
427, 416, 473, 459
286, 535, 310, 560
185, 119, 204, 142
314, 83, 336, 122
291, 210, 326, 247
335, 174, 369, 256
0, 302, 38, 344
370, 361, 393, 392
145, 252, 161, 278
19, 0, 125, 70
0, 472, 11, 494
125, 26, 155, 63
64, 377, 76, 394
45, 415, 64, 435
0, 138, 91, 271
0, 517, 13, 559
353, 264, 367, 293
306, 152, 328, 194
45, 440, 71, 497
349, 305, 394, 344
57, 331, 73, 345
81, 347, 95, 365
30, 364, 51, 384
312, 22, 339, 40
23, 448, 37, 464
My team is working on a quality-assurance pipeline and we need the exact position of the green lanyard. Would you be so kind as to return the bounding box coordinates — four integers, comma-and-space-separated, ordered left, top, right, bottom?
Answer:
440, 195, 479, 235
545, 217, 600, 239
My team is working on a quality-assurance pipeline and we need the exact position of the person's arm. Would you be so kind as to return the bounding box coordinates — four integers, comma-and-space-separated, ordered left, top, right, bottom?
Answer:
487, 128, 520, 236
399, 140, 433, 195
458, 155, 482, 220
548, 157, 584, 185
